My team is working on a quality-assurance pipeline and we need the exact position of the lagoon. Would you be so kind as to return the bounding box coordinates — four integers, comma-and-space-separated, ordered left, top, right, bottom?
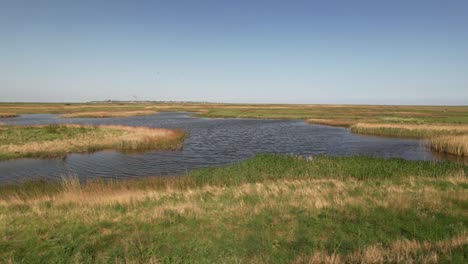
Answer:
0, 112, 439, 183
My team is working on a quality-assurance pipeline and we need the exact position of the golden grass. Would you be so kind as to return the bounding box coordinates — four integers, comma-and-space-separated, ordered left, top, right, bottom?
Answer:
60, 110, 156, 118
431, 135, 468, 156
0, 124, 186, 159
306, 118, 355, 127
352, 123, 468, 136
349, 123, 468, 156
302, 234, 468, 264
0, 167, 466, 262
3, 176, 466, 213
0, 113, 18, 118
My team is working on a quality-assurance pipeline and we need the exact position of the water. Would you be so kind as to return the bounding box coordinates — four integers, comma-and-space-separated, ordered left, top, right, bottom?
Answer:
0, 112, 439, 183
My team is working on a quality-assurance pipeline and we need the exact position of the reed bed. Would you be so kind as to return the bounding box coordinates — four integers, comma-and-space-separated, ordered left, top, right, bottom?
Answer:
0, 155, 466, 263
0, 112, 18, 118
60, 110, 156, 118
350, 123, 468, 138
431, 135, 468, 156
0, 124, 186, 160
306, 118, 355, 127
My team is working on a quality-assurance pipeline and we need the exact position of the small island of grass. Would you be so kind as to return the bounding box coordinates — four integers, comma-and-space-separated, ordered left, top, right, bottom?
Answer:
0, 124, 186, 160
0, 113, 18, 118
60, 110, 156, 118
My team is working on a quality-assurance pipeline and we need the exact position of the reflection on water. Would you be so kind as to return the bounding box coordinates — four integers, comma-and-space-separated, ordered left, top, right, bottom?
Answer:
0, 112, 454, 183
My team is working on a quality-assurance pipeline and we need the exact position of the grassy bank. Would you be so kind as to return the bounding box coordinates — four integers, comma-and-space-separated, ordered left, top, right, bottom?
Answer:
60, 110, 156, 118
350, 123, 468, 157
350, 123, 468, 138
0, 155, 467, 263
0, 113, 18, 118
431, 135, 468, 157
0, 124, 186, 160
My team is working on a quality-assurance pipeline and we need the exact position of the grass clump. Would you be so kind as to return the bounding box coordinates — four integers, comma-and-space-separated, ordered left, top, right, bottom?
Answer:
60, 110, 156, 118
0, 154, 467, 263
0, 124, 186, 160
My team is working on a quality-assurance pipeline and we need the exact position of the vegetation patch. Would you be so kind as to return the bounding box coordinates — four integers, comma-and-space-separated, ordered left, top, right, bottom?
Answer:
0, 154, 467, 263
350, 123, 468, 157
306, 118, 355, 127
0, 124, 186, 160
431, 135, 468, 157
350, 123, 468, 138
60, 110, 156, 118
0, 113, 18, 118
1, 103, 467, 124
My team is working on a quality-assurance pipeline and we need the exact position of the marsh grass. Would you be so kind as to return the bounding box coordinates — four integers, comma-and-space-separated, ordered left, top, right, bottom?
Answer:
1, 103, 467, 124
0, 113, 18, 118
431, 135, 468, 156
0, 155, 467, 263
350, 123, 468, 138
306, 118, 355, 127
0, 124, 186, 160
60, 110, 157, 118
350, 123, 468, 157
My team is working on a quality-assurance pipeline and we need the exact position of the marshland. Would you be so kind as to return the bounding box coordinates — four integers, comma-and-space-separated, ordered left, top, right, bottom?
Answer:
3, 0, 468, 262
0, 155, 467, 263
0, 103, 467, 262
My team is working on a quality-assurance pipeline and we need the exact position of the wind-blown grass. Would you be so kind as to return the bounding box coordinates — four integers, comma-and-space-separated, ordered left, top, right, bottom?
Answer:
0, 113, 18, 118
349, 123, 468, 157
0, 154, 467, 263
306, 118, 355, 127
431, 135, 468, 157
350, 123, 468, 138
0, 124, 186, 160
60, 110, 156, 118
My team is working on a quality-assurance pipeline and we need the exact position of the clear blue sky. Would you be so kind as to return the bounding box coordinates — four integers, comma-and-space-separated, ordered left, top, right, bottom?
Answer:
1, 0, 467, 105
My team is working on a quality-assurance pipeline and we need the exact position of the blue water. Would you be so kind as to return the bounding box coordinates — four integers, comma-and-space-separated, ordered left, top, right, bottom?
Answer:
0, 112, 437, 183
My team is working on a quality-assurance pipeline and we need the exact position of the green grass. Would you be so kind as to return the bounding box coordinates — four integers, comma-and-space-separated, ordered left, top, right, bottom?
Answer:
0, 124, 110, 145
189, 154, 468, 185
1, 155, 467, 263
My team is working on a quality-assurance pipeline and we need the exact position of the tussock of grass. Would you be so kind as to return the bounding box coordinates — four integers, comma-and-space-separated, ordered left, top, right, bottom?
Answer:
60, 110, 156, 118
0, 155, 467, 263
0, 124, 186, 160
431, 135, 468, 156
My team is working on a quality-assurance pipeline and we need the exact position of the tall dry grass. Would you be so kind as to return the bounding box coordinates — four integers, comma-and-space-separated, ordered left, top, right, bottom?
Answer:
302, 234, 468, 264
0, 155, 466, 262
60, 110, 156, 118
351, 123, 468, 138
0, 113, 18, 118
0, 124, 186, 159
306, 118, 355, 127
431, 135, 468, 156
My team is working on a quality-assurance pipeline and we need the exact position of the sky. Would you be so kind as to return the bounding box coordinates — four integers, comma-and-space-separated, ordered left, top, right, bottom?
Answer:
1, 0, 468, 105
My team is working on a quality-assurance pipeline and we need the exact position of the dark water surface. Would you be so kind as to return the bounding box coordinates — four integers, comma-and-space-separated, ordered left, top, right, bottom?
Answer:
0, 112, 438, 183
